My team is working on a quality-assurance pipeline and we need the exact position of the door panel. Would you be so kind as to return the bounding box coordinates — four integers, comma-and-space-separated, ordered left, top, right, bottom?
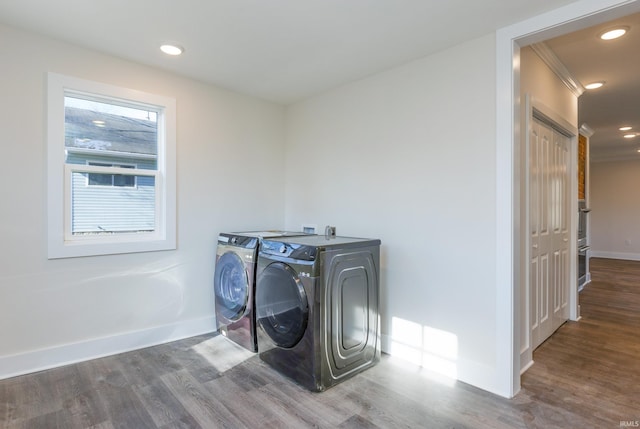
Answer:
323, 248, 379, 379
552, 131, 570, 329
530, 118, 570, 350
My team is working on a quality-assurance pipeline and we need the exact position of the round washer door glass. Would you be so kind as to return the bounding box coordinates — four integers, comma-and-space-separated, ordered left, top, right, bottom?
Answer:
214, 251, 249, 321
256, 262, 308, 348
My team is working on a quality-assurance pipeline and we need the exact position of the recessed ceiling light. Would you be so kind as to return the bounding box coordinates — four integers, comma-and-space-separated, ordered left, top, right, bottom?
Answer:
600, 26, 629, 40
160, 44, 184, 56
620, 126, 633, 131
624, 134, 637, 139
584, 81, 605, 90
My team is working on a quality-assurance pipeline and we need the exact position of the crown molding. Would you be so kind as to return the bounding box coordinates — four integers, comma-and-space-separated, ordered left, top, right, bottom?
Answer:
530, 42, 585, 98
579, 123, 595, 137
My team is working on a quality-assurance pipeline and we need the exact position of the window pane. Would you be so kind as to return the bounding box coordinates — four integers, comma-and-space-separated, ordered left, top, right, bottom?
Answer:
88, 172, 113, 186
64, 95, 157, 235
87, 163, 136, 187
114, 174, 135, 187
71, 171, 155, 235
64, 96, 158, 170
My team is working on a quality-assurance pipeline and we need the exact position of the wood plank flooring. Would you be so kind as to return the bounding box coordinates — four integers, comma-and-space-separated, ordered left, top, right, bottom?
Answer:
2, 257, 639, 428
518, 257, 640, 428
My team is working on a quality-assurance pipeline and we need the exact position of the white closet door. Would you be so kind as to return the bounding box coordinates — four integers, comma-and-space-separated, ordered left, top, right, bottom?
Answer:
530, 118, 570, 350
551, 130, 570, 331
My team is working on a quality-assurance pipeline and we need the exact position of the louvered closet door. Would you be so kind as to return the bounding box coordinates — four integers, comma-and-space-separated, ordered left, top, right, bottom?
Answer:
530, 118, 570, 350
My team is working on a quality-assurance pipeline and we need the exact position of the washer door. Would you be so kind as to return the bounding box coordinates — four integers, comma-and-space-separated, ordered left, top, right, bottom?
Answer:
214, 251, 249, 322
256, 262, 308, 348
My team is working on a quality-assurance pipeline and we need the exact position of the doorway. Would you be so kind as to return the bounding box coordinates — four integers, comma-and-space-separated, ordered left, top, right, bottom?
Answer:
496, 0, 640, 398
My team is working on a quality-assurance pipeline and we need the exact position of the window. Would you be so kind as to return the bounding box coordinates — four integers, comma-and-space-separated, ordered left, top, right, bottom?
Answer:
47, 73, 176, 258
87, 162, 136, 187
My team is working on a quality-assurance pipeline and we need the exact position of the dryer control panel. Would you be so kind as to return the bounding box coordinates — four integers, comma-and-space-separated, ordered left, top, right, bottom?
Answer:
260, 240, 317, 261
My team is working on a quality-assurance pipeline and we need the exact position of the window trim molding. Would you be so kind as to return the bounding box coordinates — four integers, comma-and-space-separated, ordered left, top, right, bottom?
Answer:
47, 72, 176, 259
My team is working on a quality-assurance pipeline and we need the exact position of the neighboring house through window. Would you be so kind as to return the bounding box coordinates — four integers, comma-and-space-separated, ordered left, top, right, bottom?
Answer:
86, 162, 136, 188
47, 73, 176, 258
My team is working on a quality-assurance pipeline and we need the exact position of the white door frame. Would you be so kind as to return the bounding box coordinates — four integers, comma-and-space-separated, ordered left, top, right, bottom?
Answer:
496, 0, 640, 398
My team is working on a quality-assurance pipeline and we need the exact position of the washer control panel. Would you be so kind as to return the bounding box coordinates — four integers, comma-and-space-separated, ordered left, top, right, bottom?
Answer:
218, 234, 258, 249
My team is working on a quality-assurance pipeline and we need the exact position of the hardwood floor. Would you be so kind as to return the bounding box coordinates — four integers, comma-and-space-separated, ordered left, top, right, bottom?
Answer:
2, 257, 639, 428
519, 257, 640, 428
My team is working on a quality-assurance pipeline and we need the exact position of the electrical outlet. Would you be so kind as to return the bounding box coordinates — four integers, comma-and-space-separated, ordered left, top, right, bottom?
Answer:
625, 239, 631, 246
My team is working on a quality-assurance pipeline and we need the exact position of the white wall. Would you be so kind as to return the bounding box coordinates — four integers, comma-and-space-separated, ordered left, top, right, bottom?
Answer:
285, 34, 503, 393
0, 23, 285, 378
519, 47, 578, 126
591, 159, 640, 260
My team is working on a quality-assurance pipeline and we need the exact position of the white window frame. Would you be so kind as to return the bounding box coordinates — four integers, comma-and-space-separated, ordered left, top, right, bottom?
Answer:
47, 73, 176, 259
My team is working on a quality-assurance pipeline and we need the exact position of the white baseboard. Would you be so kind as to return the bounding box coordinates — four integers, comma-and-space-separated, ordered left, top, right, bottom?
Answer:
520, 358, 534, 375
590, 250, 640, 261
0, 316, 216, 381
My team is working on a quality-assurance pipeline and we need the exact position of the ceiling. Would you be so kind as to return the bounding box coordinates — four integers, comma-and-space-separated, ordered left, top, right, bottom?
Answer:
0, 1, 636, 162
0, 0, 578, 104
543, 11, 640, 162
